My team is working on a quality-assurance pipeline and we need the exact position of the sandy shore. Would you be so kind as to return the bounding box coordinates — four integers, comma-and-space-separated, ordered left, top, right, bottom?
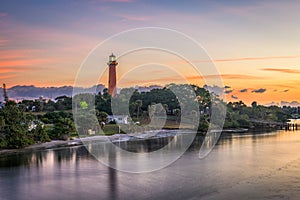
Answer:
0, 130, 183, 156
0, 139, 84, 156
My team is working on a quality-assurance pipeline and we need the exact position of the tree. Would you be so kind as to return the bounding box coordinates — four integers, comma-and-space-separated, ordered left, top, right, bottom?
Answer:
135, 100, 142, 119
96, 111, 108, 123
251, 101, 258, 108
29, 121, 50, 142
50, 117, 76, 140
0, 101, 32, 148
55, 95, 72, 110
95, 89, 112, 115
174, 108, 181, 124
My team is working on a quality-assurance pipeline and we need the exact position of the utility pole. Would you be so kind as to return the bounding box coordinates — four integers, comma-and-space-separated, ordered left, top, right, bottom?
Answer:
3, 83, 8, 103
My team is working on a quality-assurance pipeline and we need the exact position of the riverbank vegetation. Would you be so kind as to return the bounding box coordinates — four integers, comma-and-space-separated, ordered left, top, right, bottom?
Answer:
0, 84, 293, 149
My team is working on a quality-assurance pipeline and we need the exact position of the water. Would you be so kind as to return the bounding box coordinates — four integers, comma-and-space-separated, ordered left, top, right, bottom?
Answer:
1, 130, 300, 200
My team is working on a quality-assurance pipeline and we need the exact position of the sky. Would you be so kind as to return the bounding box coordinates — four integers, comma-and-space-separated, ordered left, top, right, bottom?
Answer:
1, 0, 300, 105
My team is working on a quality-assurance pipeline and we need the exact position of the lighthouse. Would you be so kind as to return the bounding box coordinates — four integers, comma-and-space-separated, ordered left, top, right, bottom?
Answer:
107, 53, 118, 97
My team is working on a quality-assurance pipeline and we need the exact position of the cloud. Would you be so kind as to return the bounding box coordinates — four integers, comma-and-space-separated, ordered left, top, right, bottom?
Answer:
203, 74, 263, 80
268, 84, 295, 89
282, 89, 289, 93
120, 15, 150, 22
203, 85, 224, 96
0, 59, 56, 68
112, 0, 134, 2
0, 66, 37, 74
0, 39, 8, 46
0, 74, 18, 79
0, 13, 7, 17
260, 68, 300, 74
264, 101, 280, 106
240, 88, 248, 93
123, 74, 265, 87
99, 0, 134, 2
225, 89, 233, 94
231, 95, 238, 99
281, 101, 300, 107
224, 85, 231, 89
252, 88, 266, 93
211, 55, 300, 62
171, 54, 300, 64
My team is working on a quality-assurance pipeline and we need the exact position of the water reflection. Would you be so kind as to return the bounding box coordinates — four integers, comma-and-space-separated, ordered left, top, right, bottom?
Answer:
0, 147, 93, 168
84, 131, 196, 173
1, 130, 300, 199
0, 130, 286, 169
108, 150, 118, 200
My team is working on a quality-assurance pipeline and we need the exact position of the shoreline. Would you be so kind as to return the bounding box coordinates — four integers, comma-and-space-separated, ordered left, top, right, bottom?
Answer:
0, 140, 83, 157
0, 129, 192, 155
0, 127, 283, 156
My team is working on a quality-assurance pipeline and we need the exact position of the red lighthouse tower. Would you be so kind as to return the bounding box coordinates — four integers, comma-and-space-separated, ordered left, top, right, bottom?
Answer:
108, 53, 118, 97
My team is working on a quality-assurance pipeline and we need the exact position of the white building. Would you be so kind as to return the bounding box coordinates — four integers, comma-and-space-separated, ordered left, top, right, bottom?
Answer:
107, 115, 129, 124
28, 120, 44, 131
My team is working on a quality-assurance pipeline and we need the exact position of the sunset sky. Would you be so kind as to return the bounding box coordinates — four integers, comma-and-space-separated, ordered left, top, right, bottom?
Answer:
1, 0, 300, 105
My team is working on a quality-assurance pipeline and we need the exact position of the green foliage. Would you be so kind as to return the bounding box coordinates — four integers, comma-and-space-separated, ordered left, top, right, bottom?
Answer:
198, 118, 209, 132
75, 112, 98, 135
96, 111, 108, 123
80, 101, 88, 110
29, 122, 50, 142
49, 117, 76, 140
225, 101, 291, 129
40, 111, 76, 140
54, 96, 72, 110
0, 85, 294, 149
0, 101, 34, 148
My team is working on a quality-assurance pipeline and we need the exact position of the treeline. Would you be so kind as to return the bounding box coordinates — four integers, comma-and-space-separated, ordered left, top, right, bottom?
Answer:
0, 101, 49, 148
0, 84, 293, 149
225, 101, 290, 128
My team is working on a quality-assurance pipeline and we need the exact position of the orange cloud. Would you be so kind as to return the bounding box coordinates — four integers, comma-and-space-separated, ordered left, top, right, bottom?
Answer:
0, 59, 56, 68
0, 49, 39, 59
169, 54, 300, 65
205, 74, 264, 80
212, 55, 300, 62
0, 66, 35, 73
116, 73, 264, 88
0, 74, 17, 79
260, 68, 300, 74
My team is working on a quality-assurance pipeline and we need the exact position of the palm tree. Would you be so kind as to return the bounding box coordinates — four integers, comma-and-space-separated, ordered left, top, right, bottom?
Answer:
135, 100, 142, 120
163, 104, 169, 114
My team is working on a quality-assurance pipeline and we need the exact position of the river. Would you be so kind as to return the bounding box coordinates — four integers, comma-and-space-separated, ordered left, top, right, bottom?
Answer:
1, 130, 300, 200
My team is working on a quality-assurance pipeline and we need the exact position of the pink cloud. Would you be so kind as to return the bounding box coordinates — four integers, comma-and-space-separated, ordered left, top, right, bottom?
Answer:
0, 13, 7, 17
98, 0, 134, 3
120, 14, 150, 22
110, 0, 134, 2
0, 39, 8, 46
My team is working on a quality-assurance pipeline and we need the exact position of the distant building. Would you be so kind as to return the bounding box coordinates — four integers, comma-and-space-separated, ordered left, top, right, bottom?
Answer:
108, 115, 129, 124
35, 96, 49, 103
28, 120, 44, 131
